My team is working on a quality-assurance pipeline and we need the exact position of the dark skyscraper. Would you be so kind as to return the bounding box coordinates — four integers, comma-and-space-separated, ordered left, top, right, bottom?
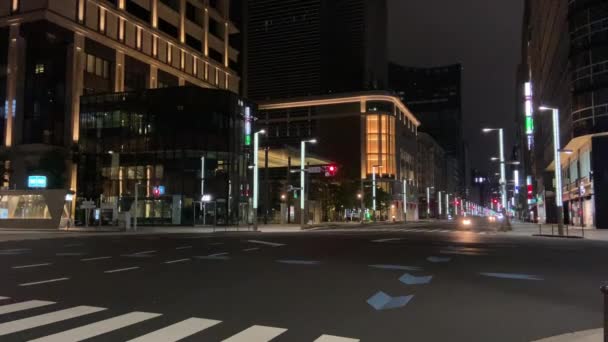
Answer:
388, 63, 466, 194
245, 0, 388, 100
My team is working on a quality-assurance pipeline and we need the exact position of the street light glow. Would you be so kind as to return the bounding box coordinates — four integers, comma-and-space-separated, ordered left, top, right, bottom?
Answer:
538, 106, 555, 111
482, 128, 496, 133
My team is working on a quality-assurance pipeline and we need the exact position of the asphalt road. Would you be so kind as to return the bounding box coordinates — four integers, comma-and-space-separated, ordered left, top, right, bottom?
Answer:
0, 221, 604, 341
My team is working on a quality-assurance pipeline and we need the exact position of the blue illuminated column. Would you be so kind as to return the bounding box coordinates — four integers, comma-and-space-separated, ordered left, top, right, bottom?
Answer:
539, 106, 564, 235
253, 129, 266, 230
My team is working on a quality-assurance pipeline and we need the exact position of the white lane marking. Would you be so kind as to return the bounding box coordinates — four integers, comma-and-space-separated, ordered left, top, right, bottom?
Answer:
479, 272, 543, 281
208, 252, 229, 257
371, 238, 403, 243
81, 256, 112, 261
132, 250, 157, 255
127, 317, 221, 342
276, 259, 320, 265
314, 335, 360, 342
164, 258, 190, 264
368, 264, 422, 271
175, 246, 193, 250
209, 242, 224, 246
440, 250, 483, 256
0, 300, 55, 315
221, 325, 287, 342
104, 267, 140, 274
247, 240, 285, 247
63, 243, 84, 247
12, 263, 52, 269
0, 248, 30, 255
0, 306, 106, 336
56, 253, 85, 256
19, 278, 70, 287
243, 247, 260, 252
29, 311, 161, 342
0, 297, 8, 300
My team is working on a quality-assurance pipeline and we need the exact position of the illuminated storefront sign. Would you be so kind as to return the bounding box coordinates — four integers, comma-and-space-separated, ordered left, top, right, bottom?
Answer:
27, 175, 47, 188
524, 82, 534, 149
244, 106, 252, 146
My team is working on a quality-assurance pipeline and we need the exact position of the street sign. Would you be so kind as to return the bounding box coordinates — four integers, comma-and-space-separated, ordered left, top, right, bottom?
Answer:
80, 201, 96, 209
308, 166, 322, 174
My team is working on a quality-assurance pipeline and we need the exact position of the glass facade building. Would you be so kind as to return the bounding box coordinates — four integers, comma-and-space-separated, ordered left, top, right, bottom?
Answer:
78, 87, 254, 225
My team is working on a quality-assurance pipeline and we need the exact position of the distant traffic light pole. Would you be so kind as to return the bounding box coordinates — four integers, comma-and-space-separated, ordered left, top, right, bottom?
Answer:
300, 138, 317, 227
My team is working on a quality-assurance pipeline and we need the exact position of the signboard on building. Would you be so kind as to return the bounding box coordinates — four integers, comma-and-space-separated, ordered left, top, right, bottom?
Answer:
27, 175, 47, 188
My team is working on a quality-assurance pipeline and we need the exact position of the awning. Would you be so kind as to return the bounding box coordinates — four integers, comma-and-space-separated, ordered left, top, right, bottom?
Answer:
545, 132, 608, 171
258, 147, 334, 168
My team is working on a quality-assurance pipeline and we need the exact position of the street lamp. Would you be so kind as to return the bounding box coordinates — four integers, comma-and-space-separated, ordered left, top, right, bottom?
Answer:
539, 105, 564, 235
482, 127, 508, 225
253, 129, 266, 230
426, 186, 435, 218
372, 165, 383, 214
300, 138, 317, 227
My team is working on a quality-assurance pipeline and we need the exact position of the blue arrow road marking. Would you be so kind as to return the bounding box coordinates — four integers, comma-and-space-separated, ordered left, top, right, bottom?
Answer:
427, 256, 451, 263
367, 291, 413, 311
399, 273, 433, 285
368, 264, 422, 271
479, 272, 543, 281
276, 260, 320, 265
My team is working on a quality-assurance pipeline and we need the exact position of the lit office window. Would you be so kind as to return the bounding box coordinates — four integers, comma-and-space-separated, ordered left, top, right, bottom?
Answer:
167, 44, 172, 64
99, 7, 106, 33
136, 27, 142, 50
34, 63, 45, 74
366, 114, 396, 176
193, 57, 197, 76
152, 36, 158, 57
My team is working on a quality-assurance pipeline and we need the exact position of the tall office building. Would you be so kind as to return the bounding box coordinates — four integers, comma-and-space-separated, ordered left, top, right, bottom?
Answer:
519, 0, 608, 228
245, 0, 388, 100
0, 0, 241, 190
388, 63, 465, 196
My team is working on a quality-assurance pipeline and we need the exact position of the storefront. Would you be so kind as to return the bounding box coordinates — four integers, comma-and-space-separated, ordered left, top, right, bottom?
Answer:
77, 87, 255, 226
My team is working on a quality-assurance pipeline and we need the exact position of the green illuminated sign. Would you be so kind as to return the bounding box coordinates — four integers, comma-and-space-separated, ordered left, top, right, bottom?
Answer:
525, 117, 534, 134
245, 135, 251, 146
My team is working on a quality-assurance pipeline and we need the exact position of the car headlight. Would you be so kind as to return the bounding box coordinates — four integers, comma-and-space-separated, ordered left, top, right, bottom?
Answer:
462, 219, 472, 226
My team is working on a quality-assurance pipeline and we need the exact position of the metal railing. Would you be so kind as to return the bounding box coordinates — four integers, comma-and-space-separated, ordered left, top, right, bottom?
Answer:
537, 223, 585, 238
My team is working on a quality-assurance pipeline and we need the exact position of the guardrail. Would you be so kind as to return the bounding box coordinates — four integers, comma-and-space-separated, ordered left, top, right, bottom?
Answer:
536, 223, 585, 238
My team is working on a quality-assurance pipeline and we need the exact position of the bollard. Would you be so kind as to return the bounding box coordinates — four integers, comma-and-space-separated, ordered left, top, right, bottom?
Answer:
602, 285, 608, 342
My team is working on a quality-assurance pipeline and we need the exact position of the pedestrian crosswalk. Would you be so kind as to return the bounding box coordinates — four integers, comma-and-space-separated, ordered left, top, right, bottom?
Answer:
0, 297, 359, 341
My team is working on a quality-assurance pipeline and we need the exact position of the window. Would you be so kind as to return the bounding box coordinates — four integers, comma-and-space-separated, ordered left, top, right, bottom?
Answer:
85, 54, 111, 79
34, 63, 45, 74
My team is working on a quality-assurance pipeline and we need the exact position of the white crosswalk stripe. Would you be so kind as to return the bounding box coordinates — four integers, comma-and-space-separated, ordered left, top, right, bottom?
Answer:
29, 311, 161, 342
12, 263, 52, 269
0, 297, 359, 341
0, 306, 106, 336
0, 300, 55, 315
314, 335, 360, 342
221, 325, 287, 342
127, 317, 221, 342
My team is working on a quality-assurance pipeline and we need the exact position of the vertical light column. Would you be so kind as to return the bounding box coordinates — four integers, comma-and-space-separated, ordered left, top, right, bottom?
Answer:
426, 187, 431, 217
372, 168, 377, 211
438, 191, 442, 217
11, 0, 18, 13
149, 65, 158, 88
69, 32, 85, 143
118, 0, 125, 10
446, 193, 450, 217
179, 0, 186, 43
5, 24, 21, 147
223, 21, 229, 67
300, 141, 306, 225
402, 179, 407, 222
552, 108, 564, 230
498, 128, 507, 212
114, 50, 125, 92
151, 0, 158, 28
77, 0, 85, 22
203, 7, 209, 56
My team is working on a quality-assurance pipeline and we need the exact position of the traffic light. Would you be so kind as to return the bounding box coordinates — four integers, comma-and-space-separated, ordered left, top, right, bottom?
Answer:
152, 187, 161, 197
323, 164, 338, 177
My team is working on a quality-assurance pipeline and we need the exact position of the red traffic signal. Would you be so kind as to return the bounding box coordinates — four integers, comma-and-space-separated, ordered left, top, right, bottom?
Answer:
323, 165, 338, 177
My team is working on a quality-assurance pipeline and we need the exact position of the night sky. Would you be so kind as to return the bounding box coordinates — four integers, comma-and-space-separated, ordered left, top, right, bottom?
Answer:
388, 0, 524, 174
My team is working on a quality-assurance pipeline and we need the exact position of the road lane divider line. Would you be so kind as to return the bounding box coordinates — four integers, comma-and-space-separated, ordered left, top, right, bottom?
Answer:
19, 278, 70, 287
0, 305, 106, 336
164, 258, 190, 264
221, 324, 287, 342
12, 263, 52, 269
368, 264, 422, 271
29, 311, 161, 342
247, 240, 285, 247
56, 253, 85, 256
243, 247, 260, 252
132, 250, 157, 255
104, 267, 140, 274
314, 335, 360, 342
0, 300, 55, 315
175, 246, 193, 250
208, 252, 229, 257
479, 272, 543, 281
0, 297, 8, 300
276, 259, 320, 265
371, 238, 403, 243
127, 317, 221, 342
81, 256, 112, 261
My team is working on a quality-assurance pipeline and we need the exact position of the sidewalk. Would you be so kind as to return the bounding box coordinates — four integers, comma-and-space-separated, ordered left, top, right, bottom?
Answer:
531, 328, 602, 342
508, 221, 608, 241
